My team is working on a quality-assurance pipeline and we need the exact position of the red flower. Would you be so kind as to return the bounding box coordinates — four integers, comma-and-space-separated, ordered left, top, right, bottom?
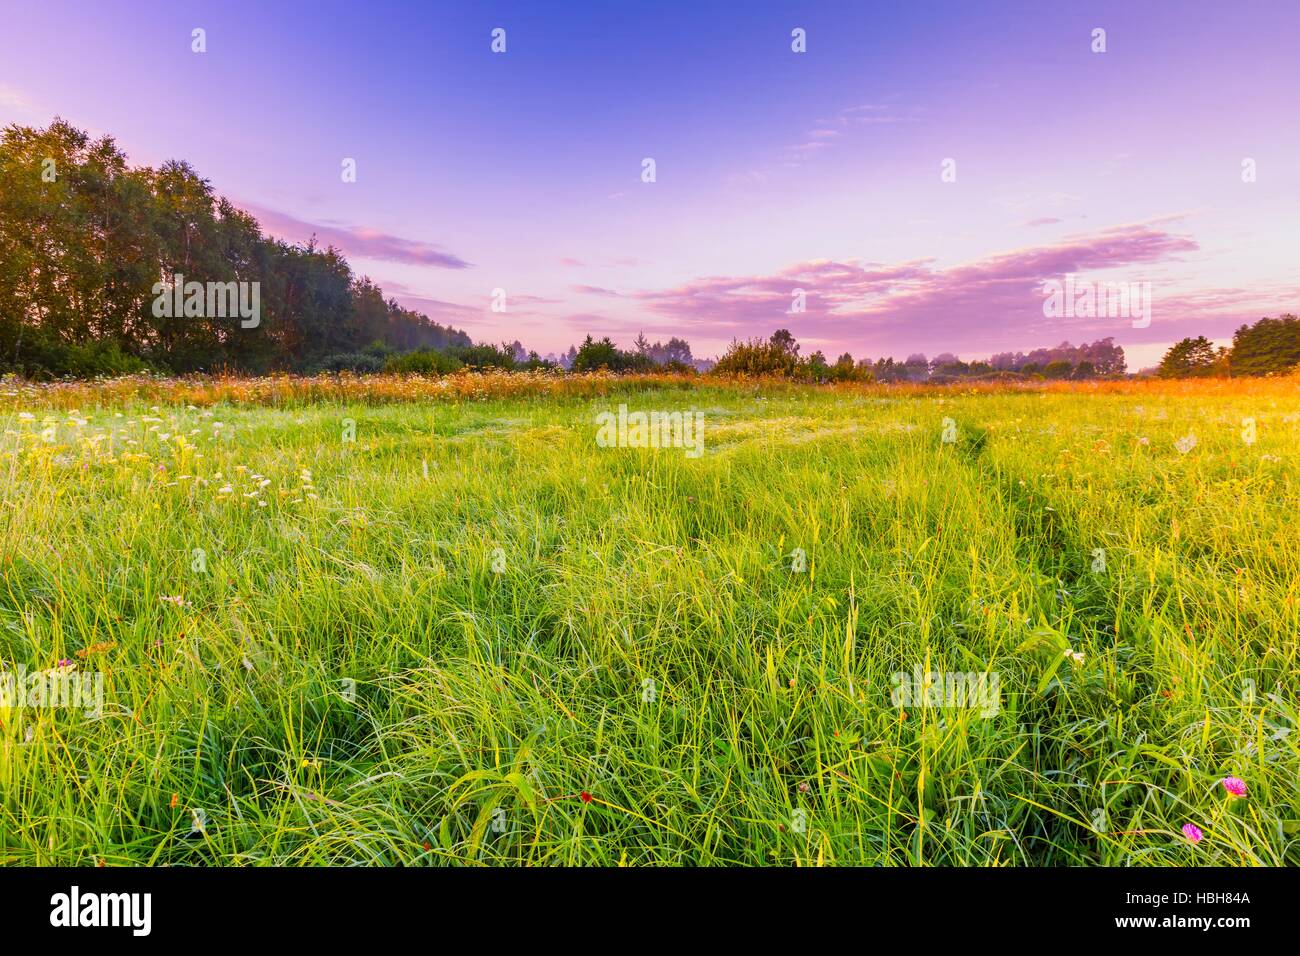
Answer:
580, 791, 593, 803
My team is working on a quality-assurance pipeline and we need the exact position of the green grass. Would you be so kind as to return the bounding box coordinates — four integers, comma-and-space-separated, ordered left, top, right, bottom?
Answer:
1, 380, 1297, 865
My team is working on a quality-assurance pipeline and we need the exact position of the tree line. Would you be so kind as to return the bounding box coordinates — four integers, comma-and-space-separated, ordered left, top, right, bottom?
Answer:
1157, 317, 1300, 378
0, 120, 472, 377
4, 120, 1293, 383
712, 330, 1127, 382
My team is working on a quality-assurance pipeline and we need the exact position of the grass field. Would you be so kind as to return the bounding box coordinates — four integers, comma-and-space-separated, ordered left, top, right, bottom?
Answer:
1, 372, 1297, 866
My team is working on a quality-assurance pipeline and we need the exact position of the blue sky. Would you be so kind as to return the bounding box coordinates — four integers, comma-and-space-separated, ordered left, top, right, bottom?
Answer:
2, 0, 1298, 367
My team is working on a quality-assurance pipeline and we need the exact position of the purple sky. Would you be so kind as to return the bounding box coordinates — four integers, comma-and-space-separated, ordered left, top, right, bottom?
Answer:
3, 0, 1298, 368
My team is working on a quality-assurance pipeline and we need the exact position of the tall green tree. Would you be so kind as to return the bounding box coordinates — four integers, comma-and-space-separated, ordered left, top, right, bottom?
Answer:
1157, 336, 1218, 378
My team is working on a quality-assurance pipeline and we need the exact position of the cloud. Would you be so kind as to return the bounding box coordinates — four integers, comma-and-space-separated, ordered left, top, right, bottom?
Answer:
377, 281, 481, 324
572, 284, 622, 297
240, 203, 471, 269
1023, 217, 1063, 227
558, 255, 649, 269
770, 100, 923, 171
0, 84, 38, 117
629, 219, 1230, 353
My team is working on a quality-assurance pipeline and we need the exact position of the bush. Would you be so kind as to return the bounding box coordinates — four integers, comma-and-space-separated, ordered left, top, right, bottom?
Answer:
571, 335, 647, 372
311, 352, 386, 374
5, 338, 152, 379
384, 349, 464, 375
448, 343, 516, 370
712, 338, 799, 377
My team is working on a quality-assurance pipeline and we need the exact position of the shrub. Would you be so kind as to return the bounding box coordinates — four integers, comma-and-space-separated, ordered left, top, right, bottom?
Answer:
311, 352, 386, 374
384, 349, 464, 375
6, 338, 152, 379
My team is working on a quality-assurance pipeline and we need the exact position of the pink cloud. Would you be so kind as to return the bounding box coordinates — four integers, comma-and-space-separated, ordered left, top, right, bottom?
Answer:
629, 220, 1233, 354
239, 203, 471, 269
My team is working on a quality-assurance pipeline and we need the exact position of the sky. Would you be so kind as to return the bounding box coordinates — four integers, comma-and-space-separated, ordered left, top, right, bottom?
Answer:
2, 0, 1298, 369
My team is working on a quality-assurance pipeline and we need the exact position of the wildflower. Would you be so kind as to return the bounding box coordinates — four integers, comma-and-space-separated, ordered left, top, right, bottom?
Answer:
301, 758, 321, 769
75, 641, 116, 659
580, 791, 593, 803
1182, 822, 1204, 844
159, 595, 185, 606
56, 658, 74, 669
1221, 777, 1247, 798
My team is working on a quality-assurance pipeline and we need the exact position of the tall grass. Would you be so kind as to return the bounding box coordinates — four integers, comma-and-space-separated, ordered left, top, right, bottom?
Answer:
0, 375, 1296, 864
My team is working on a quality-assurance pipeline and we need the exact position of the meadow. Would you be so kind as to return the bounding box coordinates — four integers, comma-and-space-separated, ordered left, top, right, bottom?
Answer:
0, 371, 1296, 866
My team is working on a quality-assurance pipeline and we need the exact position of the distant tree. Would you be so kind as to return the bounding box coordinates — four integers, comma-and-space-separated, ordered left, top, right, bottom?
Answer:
872, 356, 906, 382
713, 334, 799, 377
658, 336, 693, 366
805, 350, 830, 381
770, 329, 799, 357
1230, 314, 1300, 376
571, 335, 647, 372
1157, 336, 1218, 378
1043, 359, 1073, 379
831, 352, 856, 381
903, 353, 929, 382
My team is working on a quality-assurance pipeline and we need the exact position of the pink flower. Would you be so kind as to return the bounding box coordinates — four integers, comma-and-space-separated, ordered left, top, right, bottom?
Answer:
1182, 823, 1204, 844
1221, 777, 1247, 797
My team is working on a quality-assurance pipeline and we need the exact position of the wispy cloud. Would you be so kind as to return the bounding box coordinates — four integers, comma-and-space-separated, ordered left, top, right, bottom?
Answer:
628, 219, 1242, 353
0, 84, 38, 118
241, 204, 471, 269
772, 100, 923, 170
